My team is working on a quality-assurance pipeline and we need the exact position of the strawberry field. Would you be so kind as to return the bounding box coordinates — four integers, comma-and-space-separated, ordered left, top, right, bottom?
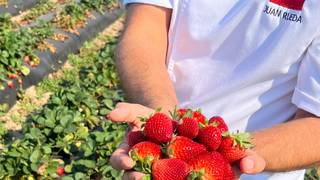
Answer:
0, 1, 319, 180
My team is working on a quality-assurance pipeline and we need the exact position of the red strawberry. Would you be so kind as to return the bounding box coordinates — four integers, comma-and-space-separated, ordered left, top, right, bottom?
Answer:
188, 152, 226, 180
197, 126, 222, 151
8, 73, 18, 79
152, 159, 190, 180
177, 108, 188, 118
7, 81, 14, 89
167, 136, 207, 162
127, 130, 146, 147
177, 108, 206, 125
144, 113, 173, 144
192, 111, 206, 125
129, 141, 162, 173
224, 162, 235, 180
209, 116, 229, 133
172, 120, 179, 131
219, 132, 252, 162
177, 117, 199, 139
56, 167, 64, 176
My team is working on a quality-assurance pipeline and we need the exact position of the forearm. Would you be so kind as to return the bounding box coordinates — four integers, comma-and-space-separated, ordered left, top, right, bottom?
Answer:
116, 5, 178, 111
252, 110, 320, 172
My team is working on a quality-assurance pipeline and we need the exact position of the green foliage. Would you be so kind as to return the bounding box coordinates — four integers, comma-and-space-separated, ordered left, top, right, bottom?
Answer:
0, 37, 125, 179
0, 14, 53, 89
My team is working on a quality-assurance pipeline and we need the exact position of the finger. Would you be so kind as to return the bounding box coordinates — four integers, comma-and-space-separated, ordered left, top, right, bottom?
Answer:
123, 171, 146, 180
239, 150, 266, 174
110, 142, 135, 170
108, 103, 154, 128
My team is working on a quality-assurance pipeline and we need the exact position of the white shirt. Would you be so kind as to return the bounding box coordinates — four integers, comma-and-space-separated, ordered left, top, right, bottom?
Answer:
122, 0, 320, 179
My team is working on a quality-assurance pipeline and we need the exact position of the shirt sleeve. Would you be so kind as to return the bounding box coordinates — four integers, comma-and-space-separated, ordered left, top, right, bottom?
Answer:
292, 33, 320, 116
121, 0, 173, 8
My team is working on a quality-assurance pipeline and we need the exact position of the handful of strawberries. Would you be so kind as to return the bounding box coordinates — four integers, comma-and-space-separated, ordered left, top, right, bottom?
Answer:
126, 108, 252, 180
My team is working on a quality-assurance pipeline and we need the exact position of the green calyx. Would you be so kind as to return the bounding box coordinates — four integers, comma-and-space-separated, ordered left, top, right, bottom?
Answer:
129, 150, 154, 174
223, 132, 253, 149
188, 168, 205, 180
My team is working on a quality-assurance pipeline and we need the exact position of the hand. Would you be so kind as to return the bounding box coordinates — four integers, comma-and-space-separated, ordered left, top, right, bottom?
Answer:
109, 103, 155, 180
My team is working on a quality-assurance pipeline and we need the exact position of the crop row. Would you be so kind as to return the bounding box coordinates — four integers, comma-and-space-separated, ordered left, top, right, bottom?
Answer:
0, 0, 119, 99
0, 36, 126, 179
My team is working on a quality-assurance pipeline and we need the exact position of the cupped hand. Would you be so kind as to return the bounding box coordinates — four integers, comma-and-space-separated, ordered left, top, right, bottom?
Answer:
109, 103, 154, 180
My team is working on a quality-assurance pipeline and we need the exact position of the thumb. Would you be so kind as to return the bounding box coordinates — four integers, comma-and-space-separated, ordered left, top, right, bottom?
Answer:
108, 103, 154, 128
240, 150, 266, 174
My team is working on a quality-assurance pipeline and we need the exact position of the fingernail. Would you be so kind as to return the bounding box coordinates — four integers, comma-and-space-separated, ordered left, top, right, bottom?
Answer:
245, 158, 255, 170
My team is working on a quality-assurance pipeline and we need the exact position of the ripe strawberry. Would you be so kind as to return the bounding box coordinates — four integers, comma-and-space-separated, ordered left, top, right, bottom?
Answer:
7, 81, 14, 89
152, 159, 190, 180
8, 73, 18, 79
56, 167, 64, 176
167, 136, 207, 162
188, 152, 226, 180
129, 141, 162, 173
197, 126, 222, 151
127, 130, 146, 147
177, 108, 188, 118
177, 117, 199, 139
209, 116, 229, 133
177, 108, 206, 125
144, 113, 173, 144
171, 120, 179, 131
192, 111, 206, 125
224, 162, 235, 180
219, 132, 252, 162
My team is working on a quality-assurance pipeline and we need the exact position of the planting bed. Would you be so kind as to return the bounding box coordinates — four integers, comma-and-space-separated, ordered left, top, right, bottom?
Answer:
0, 0, 122, 109
0, 0, 38, 16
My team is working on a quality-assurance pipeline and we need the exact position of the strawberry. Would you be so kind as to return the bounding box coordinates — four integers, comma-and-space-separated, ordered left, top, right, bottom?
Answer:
7, 81, 14, 89
127, 130, 146, 147
197, 126, 222, 151
144, 113, 173, 144
209, 116, 229, 133
188, 152, 226, 180
129, 141, 162, 173
219, 132, 252, 162
167, 136, 207, 162
56, 167, 64, 176
177, 108, 206, 125
192, 111, 206, 125
224, 162, 235, 180
152, 159, 191, 180
8, 73, 18, 79
177, 108, 188, 118
177, 117, 199, 139
171, 120, 179, 131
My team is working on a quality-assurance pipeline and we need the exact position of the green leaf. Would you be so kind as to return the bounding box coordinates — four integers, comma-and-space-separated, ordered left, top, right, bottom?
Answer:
30, 149, 41, 163
64, 164, 73, 173
75, 159, 96, 168
20, 66, 30, 76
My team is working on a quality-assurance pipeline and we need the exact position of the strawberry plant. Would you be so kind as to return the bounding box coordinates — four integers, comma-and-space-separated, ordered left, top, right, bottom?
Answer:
0, 37, 126, 179
21, 0, 57, 23
0, 14, 54, 90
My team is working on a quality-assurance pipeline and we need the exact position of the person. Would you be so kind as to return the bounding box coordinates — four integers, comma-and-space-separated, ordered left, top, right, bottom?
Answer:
108, 0, 320, 179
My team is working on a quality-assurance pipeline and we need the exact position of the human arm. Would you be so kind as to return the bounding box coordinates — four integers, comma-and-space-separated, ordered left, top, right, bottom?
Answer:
248, 109, 320, 173
116, 3, 177, 112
